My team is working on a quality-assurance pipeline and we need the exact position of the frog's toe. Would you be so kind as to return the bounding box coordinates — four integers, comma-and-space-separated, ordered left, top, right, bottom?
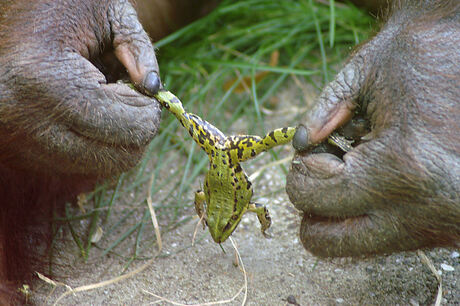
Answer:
194, 190, 207, 220
262, 229, 273, 239
203, 218, 208, 230
249, 202, 272, 238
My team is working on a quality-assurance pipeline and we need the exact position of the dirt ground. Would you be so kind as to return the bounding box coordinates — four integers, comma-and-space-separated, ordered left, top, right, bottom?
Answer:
30, 84, 459, 305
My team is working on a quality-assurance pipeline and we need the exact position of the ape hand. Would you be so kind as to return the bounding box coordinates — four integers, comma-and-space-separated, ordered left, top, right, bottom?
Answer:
0, 0, 162, 176
286, 3, 460, 257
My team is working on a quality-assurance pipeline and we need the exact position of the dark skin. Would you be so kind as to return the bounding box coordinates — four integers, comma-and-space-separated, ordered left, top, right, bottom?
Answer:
0, 0, 162, 177
287, 0, 460, 257
0, 0, 164, 302
0, 0, 221, 302
0, 1, 457, 303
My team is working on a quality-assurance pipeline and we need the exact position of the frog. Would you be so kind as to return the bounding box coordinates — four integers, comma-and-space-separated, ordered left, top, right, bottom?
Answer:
153, 90, 296, 243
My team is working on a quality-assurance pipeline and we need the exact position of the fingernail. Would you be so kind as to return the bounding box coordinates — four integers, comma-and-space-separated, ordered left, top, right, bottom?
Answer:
292, 124, 310, 152
143, 72, 161, 95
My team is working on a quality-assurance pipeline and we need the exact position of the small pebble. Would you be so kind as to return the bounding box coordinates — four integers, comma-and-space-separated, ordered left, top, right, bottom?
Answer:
440, 263, 454, 272
451, 251, 459, 258
286, 295, 298, 305
336, 298, 344, 303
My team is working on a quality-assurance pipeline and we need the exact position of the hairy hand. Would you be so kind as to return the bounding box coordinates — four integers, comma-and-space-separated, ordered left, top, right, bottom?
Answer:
0, 0, 162, 177
287, 1, 460, 257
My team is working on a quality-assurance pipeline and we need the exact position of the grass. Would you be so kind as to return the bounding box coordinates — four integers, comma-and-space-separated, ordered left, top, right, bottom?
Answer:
56, 0, 375, 267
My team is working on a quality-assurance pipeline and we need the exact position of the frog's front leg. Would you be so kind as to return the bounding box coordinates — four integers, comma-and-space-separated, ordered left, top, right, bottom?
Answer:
248, 203, 272, 238
194, 190, 207, 229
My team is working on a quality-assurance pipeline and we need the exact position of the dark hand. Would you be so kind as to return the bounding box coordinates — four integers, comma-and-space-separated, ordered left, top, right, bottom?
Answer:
0, 0, 162, 176
286, 3, 460, 257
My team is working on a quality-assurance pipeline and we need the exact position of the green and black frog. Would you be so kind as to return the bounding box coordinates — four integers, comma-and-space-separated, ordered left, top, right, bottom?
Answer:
154, 91, 296, 243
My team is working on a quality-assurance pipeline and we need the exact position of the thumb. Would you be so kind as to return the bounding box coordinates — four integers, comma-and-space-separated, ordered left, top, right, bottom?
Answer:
109, 0, 161, 95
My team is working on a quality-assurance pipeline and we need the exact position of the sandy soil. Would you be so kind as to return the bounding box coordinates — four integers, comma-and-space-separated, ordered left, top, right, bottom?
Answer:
30, 84, 459, 305
30, 181, 460, 305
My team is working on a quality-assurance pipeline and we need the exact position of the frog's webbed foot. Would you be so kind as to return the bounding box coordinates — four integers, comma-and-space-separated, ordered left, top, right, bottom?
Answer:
194, 190, 207, 229
248, 202, 272, 238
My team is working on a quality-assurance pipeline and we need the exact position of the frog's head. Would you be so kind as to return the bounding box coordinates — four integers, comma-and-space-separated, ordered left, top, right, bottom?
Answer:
155, 90, 184, 114
206, 210, 244, 243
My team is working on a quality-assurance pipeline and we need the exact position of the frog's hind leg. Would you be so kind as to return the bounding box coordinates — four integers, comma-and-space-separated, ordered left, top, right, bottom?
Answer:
248, 202, 272, 238
253, 127, 296, 159
227, 127, 296, 162
194, 190, 207, 229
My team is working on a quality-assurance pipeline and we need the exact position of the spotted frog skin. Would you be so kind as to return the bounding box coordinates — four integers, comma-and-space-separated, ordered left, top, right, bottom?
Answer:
154, 91, 296, 243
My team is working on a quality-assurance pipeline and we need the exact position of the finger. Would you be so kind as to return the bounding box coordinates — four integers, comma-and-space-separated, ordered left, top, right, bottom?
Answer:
287, 150, 373, 218
288, 133, 400, 214
10, 54, 161, 176
109, 0, 161, 95
298, 207, 421, 257
293, 52, 373, 152
286, 134, 425, 256
293, 61, 362, 152
13, 121, 148, 176
21, 52, 161, 148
